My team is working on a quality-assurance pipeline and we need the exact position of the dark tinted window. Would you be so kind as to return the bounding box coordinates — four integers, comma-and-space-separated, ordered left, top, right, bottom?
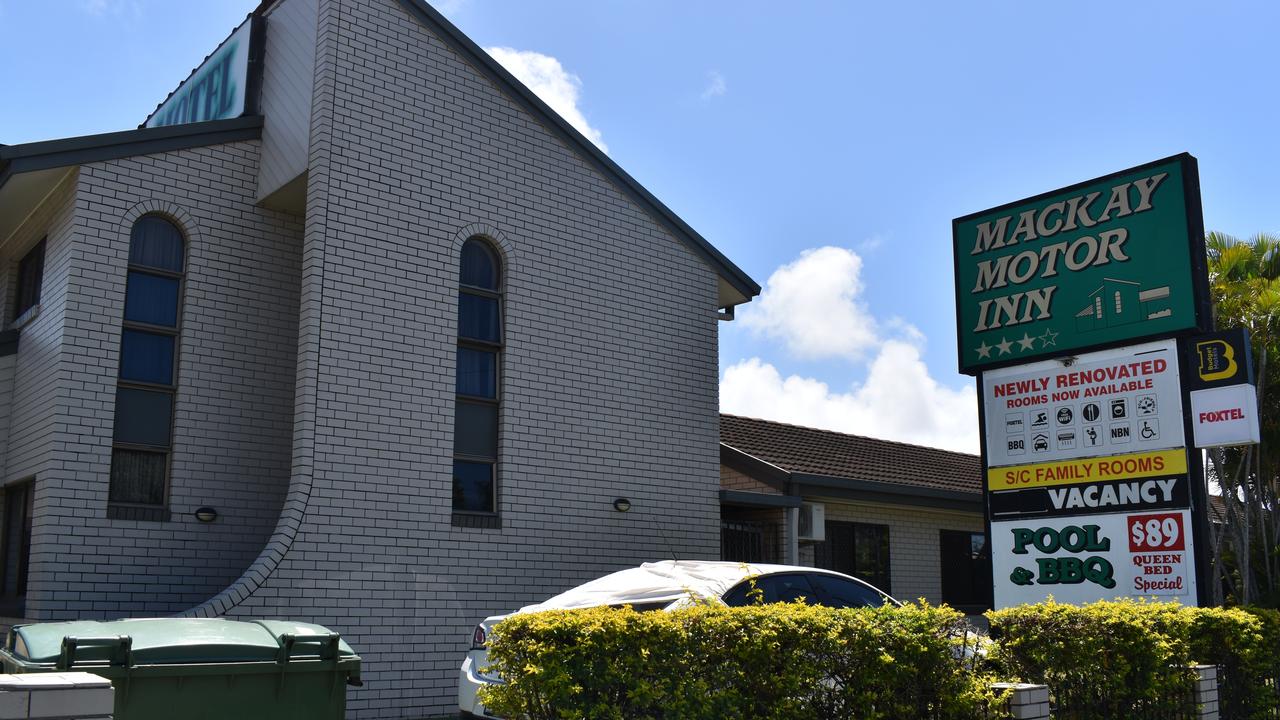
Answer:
940, 531, 992, 613
452, 461, 493, 512
113, 388, 173, 447
110, 215, 184, 513
454, 237, 503, 515
119, 330, 175, 384
109, 450, 167, 505
124, 273, 180, 326
14, 239, 45, 319
460, 240, 499, 289
129, 216, 184, 271
722, 580, 760, 607
456, 348, 497, 398
814, 521, 892, 594
756, 574, 818, 604
454, 401, 497, 458
458, 293, 501, 342
807, 573, 888, 608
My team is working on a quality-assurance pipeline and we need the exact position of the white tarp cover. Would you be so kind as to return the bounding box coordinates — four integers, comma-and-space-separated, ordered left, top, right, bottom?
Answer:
517, 561, 772, 613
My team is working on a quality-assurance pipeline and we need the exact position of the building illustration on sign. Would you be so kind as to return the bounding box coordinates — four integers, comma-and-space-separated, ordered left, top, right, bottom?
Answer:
1074, 279, 1173, 332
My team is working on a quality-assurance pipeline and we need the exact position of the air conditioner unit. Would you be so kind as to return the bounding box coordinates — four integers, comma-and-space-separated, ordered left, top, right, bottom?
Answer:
798, 502, 825, 542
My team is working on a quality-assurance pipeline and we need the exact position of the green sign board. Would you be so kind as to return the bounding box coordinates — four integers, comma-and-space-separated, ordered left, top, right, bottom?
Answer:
953, 154, 1208, 375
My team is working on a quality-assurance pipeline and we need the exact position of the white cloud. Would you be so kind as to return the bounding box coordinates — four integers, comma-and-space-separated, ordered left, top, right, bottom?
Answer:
701, 70, 727, 100
858, 234, 884, 253
723, 245, 979, 453
485, 47, 608, 153
720, 347, 979, 453
738, 246, 879, 361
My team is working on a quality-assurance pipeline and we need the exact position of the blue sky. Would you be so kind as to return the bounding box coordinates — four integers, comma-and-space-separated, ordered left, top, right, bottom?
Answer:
3, 0, 1278, 453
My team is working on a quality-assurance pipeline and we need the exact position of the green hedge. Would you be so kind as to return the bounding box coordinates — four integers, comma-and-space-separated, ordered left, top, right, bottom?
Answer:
478, 601, 1005, 720
988, 600, 1280, 720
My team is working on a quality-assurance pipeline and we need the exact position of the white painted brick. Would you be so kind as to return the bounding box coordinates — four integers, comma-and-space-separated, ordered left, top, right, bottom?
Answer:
0, 690, 28, 719
6, 0, 731, 716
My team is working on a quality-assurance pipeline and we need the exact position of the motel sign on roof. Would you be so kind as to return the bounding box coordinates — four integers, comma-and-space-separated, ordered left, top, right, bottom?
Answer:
953, 154, 1209, 375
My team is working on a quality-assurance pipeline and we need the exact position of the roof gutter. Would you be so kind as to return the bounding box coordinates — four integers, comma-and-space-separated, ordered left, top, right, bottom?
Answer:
0, 116, 263, 189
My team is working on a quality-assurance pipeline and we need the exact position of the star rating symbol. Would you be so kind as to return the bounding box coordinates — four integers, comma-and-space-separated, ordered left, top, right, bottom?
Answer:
1017, 333, 1036, 351
996, 337, 1013, 355
1039, 328, 1059, 347
976, 341, 993, 359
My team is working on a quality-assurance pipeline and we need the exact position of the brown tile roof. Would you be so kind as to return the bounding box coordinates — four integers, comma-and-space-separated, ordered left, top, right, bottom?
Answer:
720, 414, 982, 496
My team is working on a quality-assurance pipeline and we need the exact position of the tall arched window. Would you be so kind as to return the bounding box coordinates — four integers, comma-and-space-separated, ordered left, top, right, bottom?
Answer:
454, 238, 501, 515
109, 215, 185, 519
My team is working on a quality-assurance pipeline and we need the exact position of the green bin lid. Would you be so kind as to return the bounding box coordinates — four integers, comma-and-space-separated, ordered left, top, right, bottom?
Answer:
8, 618, 357, 666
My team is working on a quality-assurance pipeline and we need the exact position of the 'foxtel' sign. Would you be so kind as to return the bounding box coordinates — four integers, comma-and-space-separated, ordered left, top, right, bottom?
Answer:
982, 340, 1185, 467
954, 155, 1208, 374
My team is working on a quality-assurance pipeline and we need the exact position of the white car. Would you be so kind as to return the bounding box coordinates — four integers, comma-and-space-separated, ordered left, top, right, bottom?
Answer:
458, 560, 897, 719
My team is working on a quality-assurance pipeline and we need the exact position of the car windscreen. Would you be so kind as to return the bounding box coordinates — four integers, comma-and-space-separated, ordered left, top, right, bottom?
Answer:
722, 573, 819, 606
722, 572, 888, 608
806, 573, 889, 608
606, 601, 673, 612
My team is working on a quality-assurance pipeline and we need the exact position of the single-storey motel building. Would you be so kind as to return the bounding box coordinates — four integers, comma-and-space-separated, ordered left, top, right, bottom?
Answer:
0, 0, 987, 715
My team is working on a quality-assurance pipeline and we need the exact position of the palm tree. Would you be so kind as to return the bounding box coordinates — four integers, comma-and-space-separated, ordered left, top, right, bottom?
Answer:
1204, 232, 1280, 605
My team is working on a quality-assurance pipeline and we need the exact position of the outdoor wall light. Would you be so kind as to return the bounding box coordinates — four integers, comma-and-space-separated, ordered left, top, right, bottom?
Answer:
194, 507, 218, 523
613, 498, 632, 513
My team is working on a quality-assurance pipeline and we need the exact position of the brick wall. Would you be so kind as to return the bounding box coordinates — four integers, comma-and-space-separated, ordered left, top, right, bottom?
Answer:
2, 172, 77, 487
18, 141, 303, 618
201, 0, 726, 715
721, 465, 781, 494
0, 355, 14, 470
801, 499, 984, 604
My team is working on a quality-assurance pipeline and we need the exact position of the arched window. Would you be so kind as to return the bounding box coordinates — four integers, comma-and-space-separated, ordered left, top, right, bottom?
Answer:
454, 238, 501, 515
109, 215, 185, 519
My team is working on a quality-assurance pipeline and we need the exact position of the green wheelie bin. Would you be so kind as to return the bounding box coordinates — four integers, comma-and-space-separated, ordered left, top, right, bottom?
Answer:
0, 618, 361, 720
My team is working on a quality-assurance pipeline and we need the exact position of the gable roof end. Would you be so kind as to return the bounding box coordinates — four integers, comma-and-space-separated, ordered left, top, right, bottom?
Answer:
393, 0, 760, 309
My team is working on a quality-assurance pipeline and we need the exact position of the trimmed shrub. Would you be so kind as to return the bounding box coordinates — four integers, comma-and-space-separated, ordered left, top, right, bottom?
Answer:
987, 599, 1197, 716
1187, 606, 1280, 720
479, 601, 1006, 720
988, 599, 1280, 719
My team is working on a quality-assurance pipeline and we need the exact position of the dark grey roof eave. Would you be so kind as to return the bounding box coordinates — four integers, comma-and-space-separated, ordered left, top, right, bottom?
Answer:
0, 116, 264, 188
719, 490, 803, 509
394, 0, 760, 304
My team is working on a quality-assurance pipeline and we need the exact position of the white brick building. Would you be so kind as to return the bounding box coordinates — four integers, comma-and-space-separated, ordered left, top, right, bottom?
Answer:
0, 0, 759, 716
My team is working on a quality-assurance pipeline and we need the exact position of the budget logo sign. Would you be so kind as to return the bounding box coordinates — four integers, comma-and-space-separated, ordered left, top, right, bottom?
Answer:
953, 154, 1209, 374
